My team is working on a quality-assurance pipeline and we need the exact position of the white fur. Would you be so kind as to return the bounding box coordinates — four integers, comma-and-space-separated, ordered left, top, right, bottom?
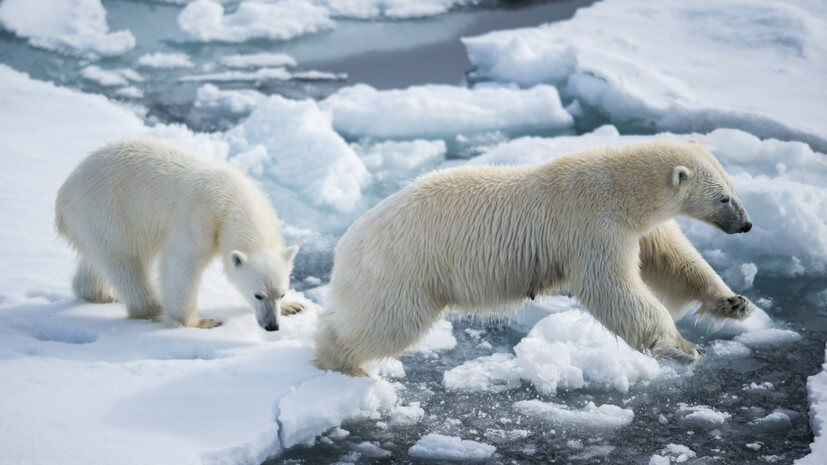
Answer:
315, 140, 753, 376
55, 137, 299, 329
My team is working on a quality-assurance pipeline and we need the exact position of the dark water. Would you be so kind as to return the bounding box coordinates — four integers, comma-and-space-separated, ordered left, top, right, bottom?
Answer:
269, 275, 826, 465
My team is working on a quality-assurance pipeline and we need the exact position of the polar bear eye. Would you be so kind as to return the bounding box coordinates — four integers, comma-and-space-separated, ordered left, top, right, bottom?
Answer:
254, 293, 265, 301
720, 196, 730, 204
279, 293, 285, 299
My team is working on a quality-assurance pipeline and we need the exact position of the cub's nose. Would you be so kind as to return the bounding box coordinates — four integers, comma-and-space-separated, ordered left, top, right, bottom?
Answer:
264, 322, 279, 332
740, 222, 753, 233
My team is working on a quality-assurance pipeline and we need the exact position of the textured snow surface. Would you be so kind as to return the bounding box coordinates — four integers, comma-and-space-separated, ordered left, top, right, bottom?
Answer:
798, 344, 827, 464
137, 52, 194, 69
462, 0, 827, 151
408, 434, 496, 461
0, 0, 134, 57
321, 83, 573, 140
178, 0, 335, 43
0, 65, 397, 465
514, 400, 634, 429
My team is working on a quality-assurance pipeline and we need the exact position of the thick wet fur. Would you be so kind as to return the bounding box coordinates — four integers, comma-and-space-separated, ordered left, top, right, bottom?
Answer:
314, 140, 752, 376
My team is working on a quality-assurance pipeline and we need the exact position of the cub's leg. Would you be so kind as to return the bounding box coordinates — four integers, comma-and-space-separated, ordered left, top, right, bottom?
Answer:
72, 258, 116, 303
572, 244, 705, 365
639, 220, 751, 321
158, 235, 218, 329
93, 254, 162, 319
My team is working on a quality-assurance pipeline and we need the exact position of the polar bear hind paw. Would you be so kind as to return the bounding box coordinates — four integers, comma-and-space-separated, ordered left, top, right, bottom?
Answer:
653, 339, 706, 365
281, 301, 305, 316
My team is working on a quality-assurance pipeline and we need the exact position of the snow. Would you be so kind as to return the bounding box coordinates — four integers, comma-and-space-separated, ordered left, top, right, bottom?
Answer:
514, 308, 661, 394
753, 410, 792, 433
0, 0, 134, 58
80, 66, 142, 87
137, 52, 194, 69
221, 52, 297, 69
409, 319, 457, 354
734, 328, 803, 348
649, 444, 697, 464
191, 84, 266, 118
408, 434, 495, 461
443, 353, 522, 393
798, 344, 827, 464
178, 0, 334, 43
462, 0, 827, 151
390, 402, 425, 426
0, 65, 396, 465
115, 86, 144, 99
224, 95, 370, 215
179, 68, 292, 82
320, 83, 573, 140
678, 404, 731, 428
514, 400, 634, 429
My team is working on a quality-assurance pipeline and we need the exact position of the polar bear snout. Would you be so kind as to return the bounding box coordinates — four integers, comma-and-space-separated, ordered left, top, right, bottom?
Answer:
255, 300, 280, 332
713, 195, 752, 235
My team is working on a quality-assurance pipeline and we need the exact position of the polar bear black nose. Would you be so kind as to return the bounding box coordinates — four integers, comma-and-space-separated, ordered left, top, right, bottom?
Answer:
740, 222, 752, 233
265, 322, 279, 332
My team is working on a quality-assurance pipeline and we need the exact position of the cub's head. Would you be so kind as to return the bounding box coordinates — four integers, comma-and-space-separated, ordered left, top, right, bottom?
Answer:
668, 142, 752, 234
225, 245, 299, 331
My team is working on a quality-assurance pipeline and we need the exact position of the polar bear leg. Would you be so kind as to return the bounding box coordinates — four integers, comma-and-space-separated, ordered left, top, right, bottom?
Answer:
158, 238, 218, 329
572, 246, 704, 365
72, 258, 116, 303
94, 254, 162, 320
315, 290, 441, 376
639, 221, 751, 321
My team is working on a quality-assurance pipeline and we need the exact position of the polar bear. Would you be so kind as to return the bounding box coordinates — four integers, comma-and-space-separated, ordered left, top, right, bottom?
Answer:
56, 137, 302, 330
315, 140, 753, 376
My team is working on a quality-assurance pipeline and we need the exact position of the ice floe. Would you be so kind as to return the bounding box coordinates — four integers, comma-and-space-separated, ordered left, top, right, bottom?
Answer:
0, 0, 134, 57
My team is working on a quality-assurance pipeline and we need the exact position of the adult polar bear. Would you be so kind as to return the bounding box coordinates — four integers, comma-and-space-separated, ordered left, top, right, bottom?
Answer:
56, 138, 301, 330
316, 141, 753, 376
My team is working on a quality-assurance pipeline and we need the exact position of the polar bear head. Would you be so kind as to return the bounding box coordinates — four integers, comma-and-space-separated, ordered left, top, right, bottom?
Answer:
668, 142, 752, 234
226, 245, 299, 331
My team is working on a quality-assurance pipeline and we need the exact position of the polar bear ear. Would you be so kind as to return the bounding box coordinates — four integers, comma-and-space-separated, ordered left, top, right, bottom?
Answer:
672, 166, 691, 187
283, 244, 299, 263
230, 250, 248, 268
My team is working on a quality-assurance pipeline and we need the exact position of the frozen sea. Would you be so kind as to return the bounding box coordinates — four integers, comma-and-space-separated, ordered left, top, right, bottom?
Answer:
1, 1, 826, 464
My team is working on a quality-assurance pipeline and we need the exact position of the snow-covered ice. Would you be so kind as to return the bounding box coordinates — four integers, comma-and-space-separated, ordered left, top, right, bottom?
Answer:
735, 328, 803, 348
220, 52, 297, 69
677, 404, 731, 428
0, 65, 396, 465
191, 84, 266, 119
408, 434, 495, 461
514, 400, 634, 429
178, 0, 335, 43
314, 0, 478, 19
80, 66, 142, 87
138, 52, 195, 69
320, 83, 573, 140
0, 0, 134, 57
462, 0, 827, 150
799, 344, 827, 464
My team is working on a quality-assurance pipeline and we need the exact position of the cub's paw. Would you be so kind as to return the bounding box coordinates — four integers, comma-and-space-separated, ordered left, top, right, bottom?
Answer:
653, 339, 706, 365
281, 301, 305, 316
699, 295, 751, 320
193, 318, 222, 329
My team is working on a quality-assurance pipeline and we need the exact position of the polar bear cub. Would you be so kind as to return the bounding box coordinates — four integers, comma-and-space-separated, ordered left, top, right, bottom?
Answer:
315, 140, 753, 376
56, 137, 302, 330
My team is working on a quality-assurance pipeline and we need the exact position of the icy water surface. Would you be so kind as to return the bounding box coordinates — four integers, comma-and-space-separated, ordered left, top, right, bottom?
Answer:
270, 275, 826, 465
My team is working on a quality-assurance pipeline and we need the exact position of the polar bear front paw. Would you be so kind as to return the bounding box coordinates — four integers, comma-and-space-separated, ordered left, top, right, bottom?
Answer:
281, 301, 305, 316
653, 339, 705, 365
193, 317, 222, 329
699, 295, 751, 320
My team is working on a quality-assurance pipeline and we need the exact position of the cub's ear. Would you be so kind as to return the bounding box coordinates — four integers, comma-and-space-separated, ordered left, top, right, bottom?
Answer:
672, 166, 691, 187
283, 244, 299, 263
230, 250, 247, 268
